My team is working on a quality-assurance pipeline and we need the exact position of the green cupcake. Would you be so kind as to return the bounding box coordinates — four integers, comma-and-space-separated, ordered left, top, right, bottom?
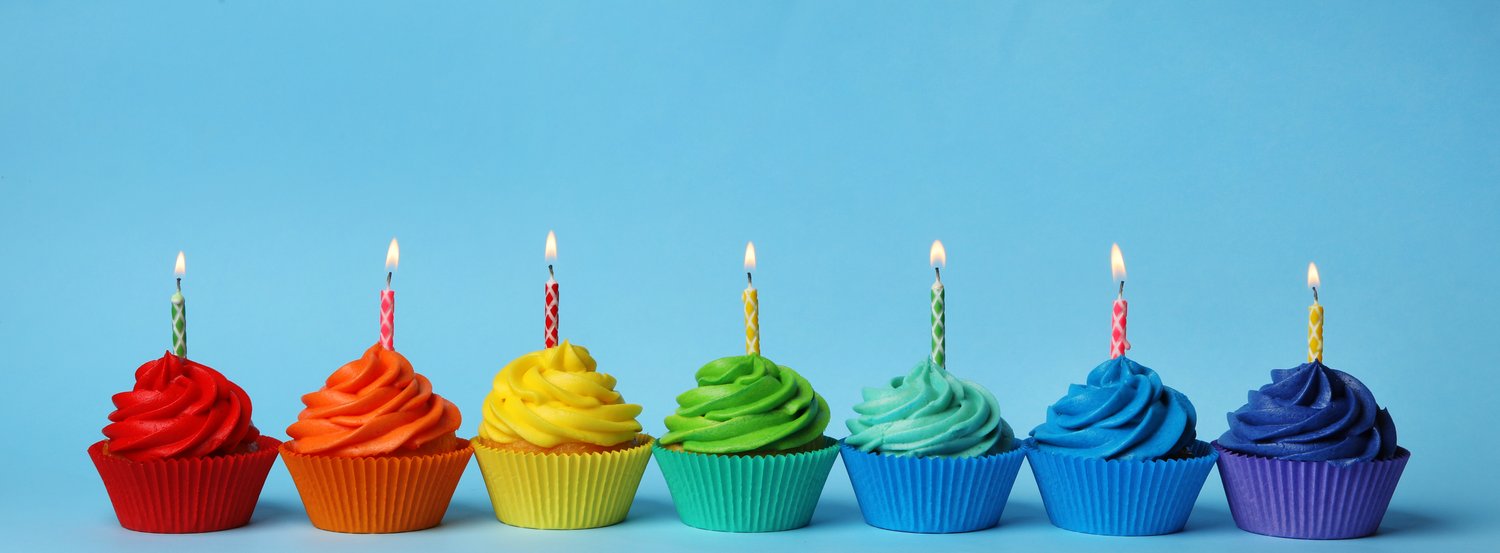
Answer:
653, 354, 839, 532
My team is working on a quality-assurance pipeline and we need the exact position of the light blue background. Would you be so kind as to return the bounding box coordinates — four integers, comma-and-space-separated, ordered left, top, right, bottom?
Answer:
3, 1, 1496, 551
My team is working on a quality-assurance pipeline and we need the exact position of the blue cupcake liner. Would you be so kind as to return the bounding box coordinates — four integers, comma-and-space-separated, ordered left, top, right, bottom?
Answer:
1025, 439, 1218, 536
840, 440, 1027, 533
652, 438, 840, 533
1214, 442, 1410, 539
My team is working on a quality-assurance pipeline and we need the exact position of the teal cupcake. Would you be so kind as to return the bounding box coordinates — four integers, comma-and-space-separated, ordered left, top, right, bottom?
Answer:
841, 358, 1026, 533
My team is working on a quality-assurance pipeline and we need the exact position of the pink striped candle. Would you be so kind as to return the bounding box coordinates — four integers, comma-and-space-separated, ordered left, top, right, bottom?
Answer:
544, 231, 559, 348
1109, 243, 1130, 358
380, 238, 398, 351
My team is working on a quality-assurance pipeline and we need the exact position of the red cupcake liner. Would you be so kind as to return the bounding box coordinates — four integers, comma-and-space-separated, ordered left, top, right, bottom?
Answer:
89, 435, 282, 533
279, 437, 473, 533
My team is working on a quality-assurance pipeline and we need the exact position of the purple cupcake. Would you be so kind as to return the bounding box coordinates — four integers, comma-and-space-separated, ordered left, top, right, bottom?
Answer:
1215, 361, 1409, 539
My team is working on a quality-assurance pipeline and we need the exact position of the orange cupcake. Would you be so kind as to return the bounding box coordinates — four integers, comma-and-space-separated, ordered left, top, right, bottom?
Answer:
280, 344, 470, 533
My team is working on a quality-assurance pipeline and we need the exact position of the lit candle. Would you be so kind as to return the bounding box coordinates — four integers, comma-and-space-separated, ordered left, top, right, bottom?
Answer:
171, 251, 187, 358
1109, 243, 1130, 359
380, 238, 398, 351
929, 240, 946, 367
545, 230, 559, 348
743, 241, 759, 355
1307, 262, 1323, 362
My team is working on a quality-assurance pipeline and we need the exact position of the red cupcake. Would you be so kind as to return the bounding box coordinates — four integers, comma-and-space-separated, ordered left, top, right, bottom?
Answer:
90, 352, 280, 533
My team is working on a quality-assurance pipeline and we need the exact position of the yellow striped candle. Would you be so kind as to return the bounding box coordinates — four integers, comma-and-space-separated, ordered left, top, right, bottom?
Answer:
1307, 262, 1323, 362
743, 242, 759, 355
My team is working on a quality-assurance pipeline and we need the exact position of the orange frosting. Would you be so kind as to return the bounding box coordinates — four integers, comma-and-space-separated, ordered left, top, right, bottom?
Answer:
286, 344, 461, 457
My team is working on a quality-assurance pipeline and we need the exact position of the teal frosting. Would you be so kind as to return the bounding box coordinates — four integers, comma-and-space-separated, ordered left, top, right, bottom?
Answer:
845, 359, 1014, 457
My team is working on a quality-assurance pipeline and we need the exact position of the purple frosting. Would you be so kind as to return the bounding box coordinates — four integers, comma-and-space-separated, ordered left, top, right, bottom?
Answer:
1218, 361, 1397, 464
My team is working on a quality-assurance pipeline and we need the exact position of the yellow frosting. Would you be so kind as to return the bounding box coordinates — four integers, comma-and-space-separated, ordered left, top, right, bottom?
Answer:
480, 340, 643, 448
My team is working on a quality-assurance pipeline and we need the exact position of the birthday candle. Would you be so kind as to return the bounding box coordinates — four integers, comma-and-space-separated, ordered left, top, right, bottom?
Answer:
1109, 243, 1130, 359
929, 240, 946, 367
171, 251, 187, 358
545, 231, 559, 348
1307, 262, 1323, 362
380, 238, 398, 351
743, 242, 759, 355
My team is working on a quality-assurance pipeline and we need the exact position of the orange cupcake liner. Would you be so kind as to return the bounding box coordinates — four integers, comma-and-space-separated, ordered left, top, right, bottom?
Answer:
89, 435, 282, 533
279, 437, 474, 533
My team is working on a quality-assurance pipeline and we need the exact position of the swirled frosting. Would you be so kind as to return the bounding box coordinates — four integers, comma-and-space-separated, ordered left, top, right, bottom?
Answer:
1218, 361, 1397, 464
286, 344, 461, 457
846, 359, 1014, 457
479, 341, 643, 448
1031, 357, 1197, 461
660, 354, 830, 454
103, 352, 262, 462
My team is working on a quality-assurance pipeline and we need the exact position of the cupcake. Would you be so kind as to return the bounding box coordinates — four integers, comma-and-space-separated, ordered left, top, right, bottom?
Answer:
1026, 356, 1218, 536
90, 352, 280, 533
471, 340, 653, 529
1214, 361, 1408, 539
280, 344, 470, 533
654, 354, 838, 532
841, 358, 1025, 533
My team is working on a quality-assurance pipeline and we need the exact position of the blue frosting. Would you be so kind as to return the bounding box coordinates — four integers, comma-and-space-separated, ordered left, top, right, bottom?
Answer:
1030, 357, 1198, 461
1218, 361, 1397, 464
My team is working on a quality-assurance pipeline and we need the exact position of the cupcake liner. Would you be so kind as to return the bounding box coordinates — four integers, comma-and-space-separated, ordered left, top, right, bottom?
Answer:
1214, 442, 1410, 539
471, 434, 655, 529
89, 435, 281, 534
1026, 439, 1218, 536
652, 437, 840, 532
840, 440, 1027, 533
279, 437, 473, 533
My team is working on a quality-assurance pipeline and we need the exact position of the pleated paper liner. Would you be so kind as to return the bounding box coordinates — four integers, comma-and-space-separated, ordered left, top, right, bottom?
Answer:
1026, 439, 1218, 536
89, 435, 281, 534
471, 434, 654, 529
1214, 442, 1410, 539
840, 440, 1027, 534
652, 437, 840, 533
279, 436, 473, 533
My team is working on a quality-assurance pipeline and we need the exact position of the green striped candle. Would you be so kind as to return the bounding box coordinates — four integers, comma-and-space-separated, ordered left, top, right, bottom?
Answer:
930, 240, 946, 367
171, 251, 186, 358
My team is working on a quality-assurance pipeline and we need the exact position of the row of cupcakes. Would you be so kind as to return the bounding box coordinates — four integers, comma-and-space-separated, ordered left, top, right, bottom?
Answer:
90, 241, 1409, 539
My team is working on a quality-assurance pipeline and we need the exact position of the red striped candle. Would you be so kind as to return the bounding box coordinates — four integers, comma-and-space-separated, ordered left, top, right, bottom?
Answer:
544, 231, 559, 348
381, 238, 398, 351
1109, 243, 1130, 359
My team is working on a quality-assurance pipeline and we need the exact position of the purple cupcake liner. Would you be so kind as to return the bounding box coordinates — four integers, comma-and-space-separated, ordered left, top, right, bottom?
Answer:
1026, 439, 1218, 536
1214, 442, 1410, 539
840, 440, 1027, 533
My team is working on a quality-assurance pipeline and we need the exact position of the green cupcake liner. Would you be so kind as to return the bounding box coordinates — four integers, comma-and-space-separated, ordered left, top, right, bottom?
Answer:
652, 437, 840, 532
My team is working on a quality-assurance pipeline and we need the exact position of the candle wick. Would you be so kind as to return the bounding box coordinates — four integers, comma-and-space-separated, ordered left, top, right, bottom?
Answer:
549, 264, 555, 278
934, 266, 942, 284
1117, 280, 1125, 299
746, 272, 753, 285
176, 277, 182, 292
1312, 286, 1319, 303
386, 272, 392, 290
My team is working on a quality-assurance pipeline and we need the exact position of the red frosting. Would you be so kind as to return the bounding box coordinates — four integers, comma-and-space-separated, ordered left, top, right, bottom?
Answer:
103, 352, 261, 462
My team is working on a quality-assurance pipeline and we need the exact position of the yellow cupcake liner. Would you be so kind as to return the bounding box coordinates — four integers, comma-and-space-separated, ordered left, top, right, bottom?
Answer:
471, 434, 654, 529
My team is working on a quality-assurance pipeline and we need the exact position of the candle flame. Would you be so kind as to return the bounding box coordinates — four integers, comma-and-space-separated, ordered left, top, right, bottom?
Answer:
1110, 243, 1126, 282
174, 251, 186, 277
929, 240, 946, 268
544, 230, 558, 262
385, 238, 400, 271
744, 241, 757, 272
1307, 262, 1320, 290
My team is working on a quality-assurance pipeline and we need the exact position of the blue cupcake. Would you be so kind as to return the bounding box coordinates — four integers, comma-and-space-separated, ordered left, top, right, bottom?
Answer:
840, 359, 1026, 533
1214, 361, 1409, 539
1026, 357, 1218, 536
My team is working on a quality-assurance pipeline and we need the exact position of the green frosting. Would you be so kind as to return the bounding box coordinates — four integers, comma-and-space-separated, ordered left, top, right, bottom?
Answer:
660, 354, 830, 454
